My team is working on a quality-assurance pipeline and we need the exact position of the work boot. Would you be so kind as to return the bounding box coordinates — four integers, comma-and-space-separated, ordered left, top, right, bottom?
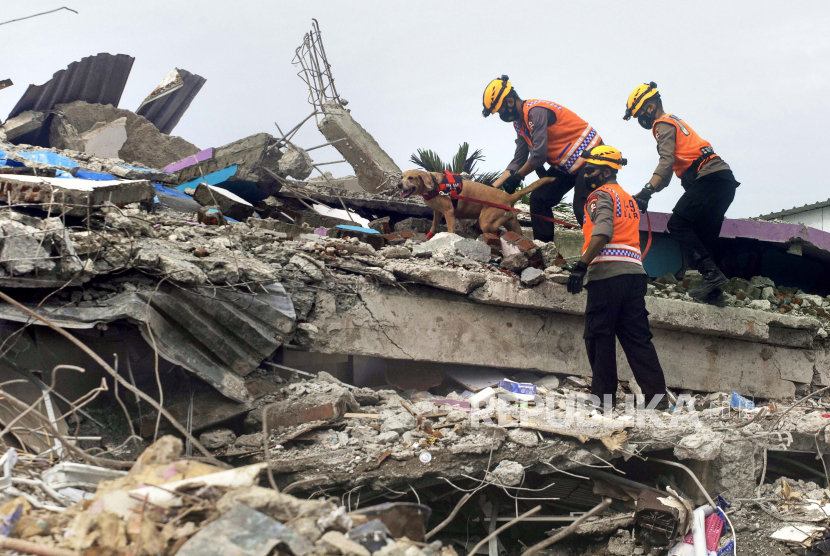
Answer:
688, 258, 728, 301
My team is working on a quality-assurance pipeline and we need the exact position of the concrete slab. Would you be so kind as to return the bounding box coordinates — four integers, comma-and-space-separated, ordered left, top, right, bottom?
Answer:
469, 274, 819, 348
305, 283, 806, 398
193, 182, 255, 221
1, 110, 47, 141
0, 174, 155, 216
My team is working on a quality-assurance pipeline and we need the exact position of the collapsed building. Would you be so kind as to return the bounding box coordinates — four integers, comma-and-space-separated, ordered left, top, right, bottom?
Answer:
1, 25, 830, 556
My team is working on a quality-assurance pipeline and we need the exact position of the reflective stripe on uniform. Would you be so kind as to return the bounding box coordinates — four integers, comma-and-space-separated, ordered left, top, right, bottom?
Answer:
669, 115, 690, 136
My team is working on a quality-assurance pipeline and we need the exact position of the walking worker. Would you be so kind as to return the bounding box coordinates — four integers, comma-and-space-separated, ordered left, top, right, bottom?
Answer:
567, 145, 668, 411
481, 75, 603, 238
624, 82, 740, 303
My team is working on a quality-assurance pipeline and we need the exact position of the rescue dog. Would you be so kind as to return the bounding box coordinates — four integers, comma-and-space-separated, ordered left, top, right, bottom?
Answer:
396, 170, 555, 235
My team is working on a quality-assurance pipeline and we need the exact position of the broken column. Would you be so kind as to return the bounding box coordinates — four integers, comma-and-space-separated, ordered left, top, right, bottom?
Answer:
317, 101, 401, 193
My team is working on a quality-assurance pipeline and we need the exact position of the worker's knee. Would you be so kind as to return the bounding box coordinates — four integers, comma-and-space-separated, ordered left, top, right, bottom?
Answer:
666, 213, 692, 235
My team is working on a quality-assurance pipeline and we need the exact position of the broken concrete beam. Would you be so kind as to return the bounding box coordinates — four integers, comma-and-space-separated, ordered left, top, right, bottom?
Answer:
0, 174, 155, 217
469, 274, 819, 348
173, 133, 284, 201
318, 101, 401, 193
326, 225, 384, 250
106, 164, 177, 184
136, 68, 207, 135
49, 101, 199, 170
383, 261, 487, 294
193, 183, 255, 221
1, 110, 47, 142
305, 282, 811, 398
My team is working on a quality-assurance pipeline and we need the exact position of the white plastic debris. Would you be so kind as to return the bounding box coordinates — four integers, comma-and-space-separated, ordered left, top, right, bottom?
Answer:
470, 387, 495, 409
129, 463, 267, 507
419, 452, 432, 464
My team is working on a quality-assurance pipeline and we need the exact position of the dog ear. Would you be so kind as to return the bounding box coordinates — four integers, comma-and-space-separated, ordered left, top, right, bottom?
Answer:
420, 171, 436, 191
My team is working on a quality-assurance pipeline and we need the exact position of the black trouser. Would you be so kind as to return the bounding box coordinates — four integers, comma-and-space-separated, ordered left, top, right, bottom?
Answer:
529, 167, 586, 242
584, 273, 667, 406
666, 169, 739, 267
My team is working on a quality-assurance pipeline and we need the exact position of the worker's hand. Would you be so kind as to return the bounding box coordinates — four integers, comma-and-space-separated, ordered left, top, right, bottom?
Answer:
567, 261, 588, 294
502, 171, 522, 194
633, 186, 653, 212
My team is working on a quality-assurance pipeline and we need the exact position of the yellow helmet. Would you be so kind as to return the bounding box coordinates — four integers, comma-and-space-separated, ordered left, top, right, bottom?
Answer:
580, 145, 627, 170
482, 75, 513, 117
623, 81, 659, 120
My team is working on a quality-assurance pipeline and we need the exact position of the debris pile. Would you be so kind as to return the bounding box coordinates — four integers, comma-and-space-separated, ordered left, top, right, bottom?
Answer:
3, 24, 830, 556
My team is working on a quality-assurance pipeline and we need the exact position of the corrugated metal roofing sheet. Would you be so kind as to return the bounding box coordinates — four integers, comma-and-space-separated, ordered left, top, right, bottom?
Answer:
8, 53, 135, 119
136, 68, 206, 135
759, 198, 830, 220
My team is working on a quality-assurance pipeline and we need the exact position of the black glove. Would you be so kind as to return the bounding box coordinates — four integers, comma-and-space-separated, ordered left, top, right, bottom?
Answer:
567, 261, 588, 294
502, 170, 522, 194
632, 185, 654, 212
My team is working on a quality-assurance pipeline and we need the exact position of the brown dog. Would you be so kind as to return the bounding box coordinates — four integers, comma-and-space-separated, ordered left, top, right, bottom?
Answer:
396, 170, 555, 235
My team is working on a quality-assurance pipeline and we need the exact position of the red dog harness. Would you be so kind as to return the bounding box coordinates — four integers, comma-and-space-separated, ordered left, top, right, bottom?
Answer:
422, 171, 464, 201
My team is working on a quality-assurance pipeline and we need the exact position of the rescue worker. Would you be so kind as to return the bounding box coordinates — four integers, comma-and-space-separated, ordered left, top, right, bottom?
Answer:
567, 145, 668, 411
482, 75, 602, 238
624, 82, 740, 302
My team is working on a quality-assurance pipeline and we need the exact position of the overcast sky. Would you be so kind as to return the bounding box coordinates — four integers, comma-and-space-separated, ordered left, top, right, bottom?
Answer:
3, 1, 829, 218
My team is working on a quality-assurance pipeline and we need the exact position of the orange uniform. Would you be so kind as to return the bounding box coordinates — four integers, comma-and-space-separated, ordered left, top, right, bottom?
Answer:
651, 114, 718, 178
514, 99, 601, 175
582, 183, 642, 266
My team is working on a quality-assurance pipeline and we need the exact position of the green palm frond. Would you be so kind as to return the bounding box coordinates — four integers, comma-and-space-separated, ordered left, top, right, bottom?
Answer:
410, 143, 495, 182
473, 171, 501, 186
409, 149, 444, 173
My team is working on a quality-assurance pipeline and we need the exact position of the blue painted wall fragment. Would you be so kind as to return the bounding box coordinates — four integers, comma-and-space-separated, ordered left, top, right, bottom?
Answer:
75, 170, 118, 181
154, 183, 191, 199
175, 165, 238, 192
16, 151, 79, 168
173, 164, 268, 204
336, 224, 379, 234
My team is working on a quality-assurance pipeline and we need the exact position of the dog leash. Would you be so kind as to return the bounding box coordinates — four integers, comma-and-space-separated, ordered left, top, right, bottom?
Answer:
450, 194, 653, 258
452, 194, 581, 228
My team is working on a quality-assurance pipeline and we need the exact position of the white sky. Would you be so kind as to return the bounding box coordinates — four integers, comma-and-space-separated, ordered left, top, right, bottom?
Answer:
3, 1, 829, 218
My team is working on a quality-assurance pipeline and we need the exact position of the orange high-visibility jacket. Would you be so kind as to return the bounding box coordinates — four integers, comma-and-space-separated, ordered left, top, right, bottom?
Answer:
582, 183, 642, 266
514, 99, 601, 175
651, 114, 717, 177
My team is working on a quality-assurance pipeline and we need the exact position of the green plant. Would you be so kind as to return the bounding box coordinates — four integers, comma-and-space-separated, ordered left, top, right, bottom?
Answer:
409, 143, 499, 185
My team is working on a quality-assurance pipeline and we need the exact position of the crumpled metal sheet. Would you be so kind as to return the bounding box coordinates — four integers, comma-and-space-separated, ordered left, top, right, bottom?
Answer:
0, 283, 295, 402
9, 53, 135, 119
136, 68, 206, 135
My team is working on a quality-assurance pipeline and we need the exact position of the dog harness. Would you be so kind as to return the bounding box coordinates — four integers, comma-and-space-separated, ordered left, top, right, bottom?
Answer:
422, 171, 464, 203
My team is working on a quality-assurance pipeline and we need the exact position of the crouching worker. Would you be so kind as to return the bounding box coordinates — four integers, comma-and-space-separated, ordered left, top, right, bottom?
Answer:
566, 145, 668, 411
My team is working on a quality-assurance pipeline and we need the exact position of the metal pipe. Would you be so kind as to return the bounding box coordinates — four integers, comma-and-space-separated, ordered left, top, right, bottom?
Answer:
468, 506, 541, 556
521, 498, 612, 556
305, 138, 347, 152
313, 160, 346, 166
648, 458, 717, 509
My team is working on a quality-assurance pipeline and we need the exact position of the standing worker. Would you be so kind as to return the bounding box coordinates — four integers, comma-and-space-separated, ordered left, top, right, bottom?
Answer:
624, 82, 740, 303
482, 75, 602, 238
567, 145, 668, 411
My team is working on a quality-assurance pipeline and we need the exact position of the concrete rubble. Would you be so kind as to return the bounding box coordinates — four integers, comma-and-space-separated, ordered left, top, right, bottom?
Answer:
3, 48, 830, 556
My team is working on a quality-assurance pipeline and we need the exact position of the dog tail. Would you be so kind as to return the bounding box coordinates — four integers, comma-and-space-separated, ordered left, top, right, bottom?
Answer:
505, 176, 556, 206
